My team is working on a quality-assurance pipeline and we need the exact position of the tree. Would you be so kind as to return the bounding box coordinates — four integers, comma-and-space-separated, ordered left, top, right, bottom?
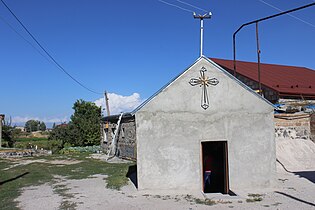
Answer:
25, 120, 40, 132
39, 121, 46, 131
1, 117, 18, 147
70, 99, 101, 146
48, 123, 73, 148
48, 99, 101, 147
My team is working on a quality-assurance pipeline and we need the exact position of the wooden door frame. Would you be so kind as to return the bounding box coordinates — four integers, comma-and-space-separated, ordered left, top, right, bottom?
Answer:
200, 140, 229, 194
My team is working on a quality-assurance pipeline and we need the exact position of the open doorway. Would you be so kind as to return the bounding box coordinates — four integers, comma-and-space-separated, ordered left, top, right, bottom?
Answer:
202, 141, 229, 194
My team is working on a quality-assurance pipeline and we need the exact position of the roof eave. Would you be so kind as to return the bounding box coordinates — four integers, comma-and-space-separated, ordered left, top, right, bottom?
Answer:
131, 56, 205, 114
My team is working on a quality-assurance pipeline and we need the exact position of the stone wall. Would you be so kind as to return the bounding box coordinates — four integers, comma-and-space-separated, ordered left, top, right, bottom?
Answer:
0, 149, 52, 158
117, 119, 137, 160
222, 69, 280, 103
274, 113, 313, 141
234, 73, 279, 103
102, 116, 137, 160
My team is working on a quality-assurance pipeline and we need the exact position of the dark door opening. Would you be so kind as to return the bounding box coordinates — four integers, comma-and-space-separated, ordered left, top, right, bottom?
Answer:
202, 141, 229, 194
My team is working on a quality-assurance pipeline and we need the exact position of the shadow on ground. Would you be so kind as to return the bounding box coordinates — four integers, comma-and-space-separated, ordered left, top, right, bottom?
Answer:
293, 171, 315, 184
0, 172, 29, 185
275, 191, 315, 207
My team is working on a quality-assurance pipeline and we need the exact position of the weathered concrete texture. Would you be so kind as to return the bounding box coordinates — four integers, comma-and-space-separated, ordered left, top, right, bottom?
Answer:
135, 57, 276, 193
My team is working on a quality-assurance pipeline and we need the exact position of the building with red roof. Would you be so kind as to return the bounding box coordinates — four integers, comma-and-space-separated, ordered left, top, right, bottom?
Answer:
211, 58, 315, 103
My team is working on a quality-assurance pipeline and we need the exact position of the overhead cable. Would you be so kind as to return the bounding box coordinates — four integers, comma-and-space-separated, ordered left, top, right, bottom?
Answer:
176, 0, 208, 13
259, 0, 315, 28
0, 15, 59, 67
158, 0, 193, 13
0, 0, 102, 95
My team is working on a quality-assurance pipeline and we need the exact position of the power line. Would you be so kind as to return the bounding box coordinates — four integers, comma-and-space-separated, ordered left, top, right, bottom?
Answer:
0, 15, 60, 69
258, 0, 315, 28
176, 0, 208, 13
158, 0, 193, 13
0, 14, 74, 79
0, 0, 102, 95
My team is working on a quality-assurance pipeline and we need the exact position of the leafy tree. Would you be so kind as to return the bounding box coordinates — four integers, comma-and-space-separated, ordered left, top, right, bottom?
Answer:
39, 121, 46, 131
49, 124, 72, 149
25, 120, 40, 132
49, 99, 101, 148
52, 122, 56, 129
1, 118, 18, 147
71, 99, 101, 146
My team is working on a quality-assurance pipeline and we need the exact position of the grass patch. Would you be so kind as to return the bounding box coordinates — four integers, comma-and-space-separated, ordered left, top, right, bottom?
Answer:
246, 193, 263, 202
183, 194, 216, 206
15, 140, 50, 150
59, 200, 77, 210
106, 163, 132, 190
15, 137, 48, 142
53, 184, 72, 197
0, 160, 11, 170
0, 154, 132, 209
195, 198, 216, 206
53, 183, 77, 210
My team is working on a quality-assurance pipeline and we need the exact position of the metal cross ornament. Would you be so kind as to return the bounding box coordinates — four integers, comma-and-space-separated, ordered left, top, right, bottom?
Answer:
189, 67, 219, 110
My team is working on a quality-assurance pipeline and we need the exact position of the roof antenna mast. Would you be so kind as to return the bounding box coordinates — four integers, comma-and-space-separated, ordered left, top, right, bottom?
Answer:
194, 11, 212, 57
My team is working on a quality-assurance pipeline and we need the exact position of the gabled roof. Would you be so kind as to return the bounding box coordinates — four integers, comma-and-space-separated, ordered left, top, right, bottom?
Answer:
131, 56, 274, 114
211, 58, 315, 97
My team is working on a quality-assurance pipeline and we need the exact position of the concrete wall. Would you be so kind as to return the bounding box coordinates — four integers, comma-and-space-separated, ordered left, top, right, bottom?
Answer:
135, 57, 276, 193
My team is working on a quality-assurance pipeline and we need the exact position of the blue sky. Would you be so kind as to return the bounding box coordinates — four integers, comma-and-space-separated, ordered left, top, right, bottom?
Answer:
1, 0, 314, 126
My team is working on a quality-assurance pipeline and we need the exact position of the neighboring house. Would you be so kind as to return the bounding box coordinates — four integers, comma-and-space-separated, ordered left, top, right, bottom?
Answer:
103, 56, 276, 194
211, 58, 315, 103
15, 126, 26, 132
55, 123, 68, 128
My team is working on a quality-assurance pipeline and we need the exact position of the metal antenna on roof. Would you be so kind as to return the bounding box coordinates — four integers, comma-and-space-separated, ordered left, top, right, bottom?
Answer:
193, 12, 212, 57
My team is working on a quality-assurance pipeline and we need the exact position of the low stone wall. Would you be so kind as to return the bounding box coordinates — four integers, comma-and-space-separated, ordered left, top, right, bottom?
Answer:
0, 149, 52, 158
274, 113, 314, 141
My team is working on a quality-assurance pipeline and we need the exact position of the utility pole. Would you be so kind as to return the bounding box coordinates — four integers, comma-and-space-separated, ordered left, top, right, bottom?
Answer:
255, 22, 262, 95
0, 114, 5, 148
103, 91, 110, 143
104, 91, 110, 117
193, 12, 212, 57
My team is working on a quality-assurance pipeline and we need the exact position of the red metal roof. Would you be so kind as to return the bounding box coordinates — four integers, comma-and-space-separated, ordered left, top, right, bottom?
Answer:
211, 58, 315, 97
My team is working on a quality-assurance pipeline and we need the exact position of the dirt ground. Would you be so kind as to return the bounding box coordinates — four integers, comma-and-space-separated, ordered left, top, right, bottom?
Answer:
12, 139, 315, 209
14, 162, 315, 210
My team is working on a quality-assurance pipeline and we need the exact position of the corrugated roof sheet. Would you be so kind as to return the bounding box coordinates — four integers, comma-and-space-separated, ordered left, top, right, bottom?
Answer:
211, 58, 315, 97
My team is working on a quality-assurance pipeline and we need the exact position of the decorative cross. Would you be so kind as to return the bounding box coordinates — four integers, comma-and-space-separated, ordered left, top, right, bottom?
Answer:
189, 67, 219, 110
